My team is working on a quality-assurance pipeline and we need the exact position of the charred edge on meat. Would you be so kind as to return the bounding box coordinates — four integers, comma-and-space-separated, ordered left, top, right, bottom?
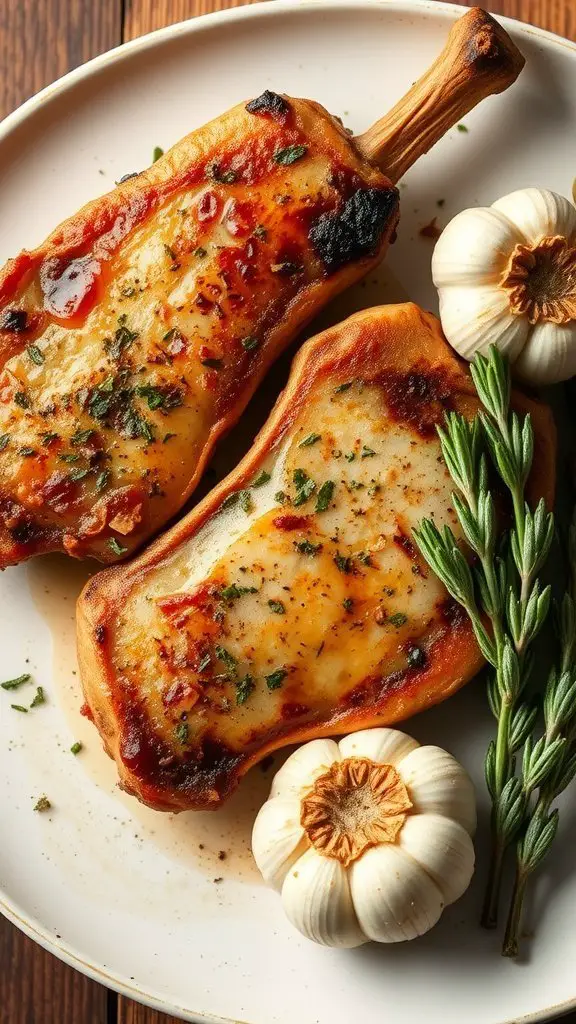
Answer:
309, 187, 399, 274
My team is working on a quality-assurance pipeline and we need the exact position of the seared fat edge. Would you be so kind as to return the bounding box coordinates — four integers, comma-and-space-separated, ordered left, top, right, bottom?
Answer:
0, 92, 397, 564
111, 376, 462, 776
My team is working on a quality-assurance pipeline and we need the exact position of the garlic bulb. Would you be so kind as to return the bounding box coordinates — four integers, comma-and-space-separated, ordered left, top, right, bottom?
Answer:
432, 188, 576, 385
252, 729, 475, 947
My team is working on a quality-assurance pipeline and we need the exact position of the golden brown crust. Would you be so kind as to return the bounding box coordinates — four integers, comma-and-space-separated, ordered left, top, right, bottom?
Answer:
77, 303, 556, 812
0, 92, 398, 567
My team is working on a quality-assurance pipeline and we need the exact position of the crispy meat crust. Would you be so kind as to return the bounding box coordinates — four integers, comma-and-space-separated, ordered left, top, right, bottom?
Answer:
0, 92, 397, 567
77, 304, 556, 812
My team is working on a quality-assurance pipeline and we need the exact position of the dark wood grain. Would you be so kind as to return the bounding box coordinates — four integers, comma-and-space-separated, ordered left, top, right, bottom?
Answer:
1, 0, 576, 1022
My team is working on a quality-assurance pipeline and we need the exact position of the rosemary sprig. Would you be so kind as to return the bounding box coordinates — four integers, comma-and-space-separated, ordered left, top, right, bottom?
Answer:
413, 347, 554, 929
502, 514, 576, 957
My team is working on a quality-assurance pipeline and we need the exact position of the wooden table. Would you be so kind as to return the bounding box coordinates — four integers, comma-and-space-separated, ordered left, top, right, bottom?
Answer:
1, 0, 575, 1021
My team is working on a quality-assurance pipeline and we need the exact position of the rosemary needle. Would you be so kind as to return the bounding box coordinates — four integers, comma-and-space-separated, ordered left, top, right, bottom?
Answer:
414, 346, 553, 929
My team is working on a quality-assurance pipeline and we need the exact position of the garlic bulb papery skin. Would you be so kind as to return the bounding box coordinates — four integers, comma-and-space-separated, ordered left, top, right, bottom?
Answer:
432, 188, 576, 385
251, 729, 476, 948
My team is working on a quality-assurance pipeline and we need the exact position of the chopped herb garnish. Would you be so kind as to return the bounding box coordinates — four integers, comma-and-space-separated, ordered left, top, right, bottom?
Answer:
343, 597, 354, 612
294, 539, 322, 556
153, 145, 164, 162
334, 552, 352, 574
201, 357, 223, 370
265, 668, 287, 690
71, 428, 94, 445
210, 163, 237, 184
236, 674, 255, 704
239, 490, 253, 514
388, 612, 408, 627
349, 480, 365, 491
221, 491, 240, 510
198, 653, 211, 673
274, 144, 308, 165
215, 645, 238, 677
164, 243, 177, 262
275, 490, 289, 505
14, 391, 30, 409
220, 584, 257, 601
334, 381, 353, 394
136, 383, 183, 412
241, 335, 259, 351
457, 123, 469, 133
315, 480, 335, 513
59, 452, 80, 463
11, 704, 28, 713
69, 467, 90, 482
293, 468, 316, 506
27, 345, 44, 365
1, 673, 31, 690
34, 796, 51, 812
108, 537, 128, 556
252, 470, 271, 488
121, 285, 136, 297
268, 600, 285, 615
18, 447, 36, 457
105, 320, 139, 361
361, 445, 377, 458
344, 452, 355, 462
70, 741, 83, 755
95, 469, 110, 492
194, 247, 207, 258
299, 433, 321, 448
357, 551, 372, 566
175, 721, 189, 743
0, 433, 9, 451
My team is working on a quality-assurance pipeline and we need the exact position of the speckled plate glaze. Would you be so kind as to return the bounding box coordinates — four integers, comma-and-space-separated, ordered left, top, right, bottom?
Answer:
1, 3, 576, 1022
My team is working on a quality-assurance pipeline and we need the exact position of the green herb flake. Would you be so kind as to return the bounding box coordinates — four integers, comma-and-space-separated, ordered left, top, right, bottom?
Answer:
388, 612, 408, 627
194, 247, 207, 258
294, 539, 322, 556
342, 597, 354, 612
334, 381, 353, 394
27, 345, 44, 365
14, 391, 30, 409
265, 668, 287, 691
121, 285, 136, 297
0, 433, 10, 451
220, 584, 258, 601
457, 123, 469, 133
299, 433, 321, 448
407, 645, 426, 668
175, 721, 189, 743
357, 551, 372, 566
71, 428, 94, 445
344, 452, 355, 463
70, 741, 83, 755
136, 383, 183, 412
241, 335, 259, 352
18, 446, 36, 458
215, 645, 238, 677
239, 490, 253, 514
30, 686, 45, 708
95, 469, 110, 492
11, 704, 28, 713
1, 673, 31, 691
108, 537, 128, 556
274, 144, 308, 165
268, 600, 285, 615
315, 480, 335, 513
34, 796, 51, 812
361, 445, 377, 458
69, 467, 90, 482
201, 357, 223, 370
153, 145, 164, 162
236, 674, 255, 705
274, 490, 289, 505
221, 491, 240, 511
252, 470, 271, 488
41, 432, 59, 446
334, 552, 352, 574
293, 468, 316, 506
210, 164, 237, 184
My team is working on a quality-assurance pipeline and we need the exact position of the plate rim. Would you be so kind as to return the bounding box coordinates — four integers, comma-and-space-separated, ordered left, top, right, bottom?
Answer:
1, 2, 575, 1021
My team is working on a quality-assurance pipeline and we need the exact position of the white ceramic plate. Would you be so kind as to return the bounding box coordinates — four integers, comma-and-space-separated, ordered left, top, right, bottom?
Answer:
1, 2, 576, 1022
